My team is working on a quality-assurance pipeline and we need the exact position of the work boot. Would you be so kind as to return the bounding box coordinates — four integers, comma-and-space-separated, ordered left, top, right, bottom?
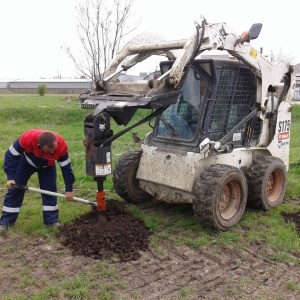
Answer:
0, 224, 8, 235
48, 222, 61, 228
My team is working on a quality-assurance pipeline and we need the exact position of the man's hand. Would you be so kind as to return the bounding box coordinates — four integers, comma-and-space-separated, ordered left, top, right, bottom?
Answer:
6, 180, 15, 189
65, 191, 73, 201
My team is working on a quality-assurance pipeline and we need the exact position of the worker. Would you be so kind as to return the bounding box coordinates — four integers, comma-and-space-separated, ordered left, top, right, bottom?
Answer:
0, 129, 75, 235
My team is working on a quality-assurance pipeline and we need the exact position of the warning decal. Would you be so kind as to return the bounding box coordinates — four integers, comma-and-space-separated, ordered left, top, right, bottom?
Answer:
95, 163, 112, 175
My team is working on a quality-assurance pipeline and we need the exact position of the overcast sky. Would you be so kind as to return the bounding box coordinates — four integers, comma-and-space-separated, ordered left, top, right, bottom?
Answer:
0, 0, 299, 79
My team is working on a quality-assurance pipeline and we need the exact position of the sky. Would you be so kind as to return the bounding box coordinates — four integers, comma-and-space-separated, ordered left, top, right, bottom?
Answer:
0, 0, 299, 80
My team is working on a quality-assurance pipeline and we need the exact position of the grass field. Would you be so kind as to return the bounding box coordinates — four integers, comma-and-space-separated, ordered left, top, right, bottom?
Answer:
0, 93, 300, 254
2, 94, 300, 299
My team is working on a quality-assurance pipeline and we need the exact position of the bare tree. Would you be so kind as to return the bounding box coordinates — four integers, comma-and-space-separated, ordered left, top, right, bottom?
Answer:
66, 0, 139, 84
270, 48, 295, 64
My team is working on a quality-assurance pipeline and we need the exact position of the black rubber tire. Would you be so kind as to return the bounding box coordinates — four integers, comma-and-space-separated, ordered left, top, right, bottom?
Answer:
113, 150, 152, 203
246, 156, 287, 210
192, 164, 248, 230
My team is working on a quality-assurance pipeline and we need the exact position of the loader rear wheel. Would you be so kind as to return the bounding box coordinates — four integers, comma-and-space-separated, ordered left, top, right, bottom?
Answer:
246, 156, 287, 210
192, 165, 248, 230
113, 150, 152, 203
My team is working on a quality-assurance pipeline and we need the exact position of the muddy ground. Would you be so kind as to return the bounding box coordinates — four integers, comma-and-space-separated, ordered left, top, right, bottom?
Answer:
1, 199, 300, 299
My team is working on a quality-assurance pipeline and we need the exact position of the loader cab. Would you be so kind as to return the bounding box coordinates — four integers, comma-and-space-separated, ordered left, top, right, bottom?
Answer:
152, 60, 210, 148
155, 66, 209, 141
151, 59, 261, 152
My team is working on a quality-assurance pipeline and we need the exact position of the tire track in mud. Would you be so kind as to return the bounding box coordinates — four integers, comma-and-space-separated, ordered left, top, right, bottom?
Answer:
1, 233, 300, 299
115, 242, 300, 300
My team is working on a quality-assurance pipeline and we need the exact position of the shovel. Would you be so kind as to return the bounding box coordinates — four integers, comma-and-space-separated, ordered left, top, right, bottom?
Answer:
11, 184, 108, 223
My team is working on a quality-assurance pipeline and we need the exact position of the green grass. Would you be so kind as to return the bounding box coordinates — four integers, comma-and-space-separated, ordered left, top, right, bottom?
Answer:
1, 94, 300, 299
1, 94, 300, 261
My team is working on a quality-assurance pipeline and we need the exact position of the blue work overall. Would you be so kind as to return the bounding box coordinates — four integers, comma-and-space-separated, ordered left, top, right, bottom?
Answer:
0, 155, 58, 225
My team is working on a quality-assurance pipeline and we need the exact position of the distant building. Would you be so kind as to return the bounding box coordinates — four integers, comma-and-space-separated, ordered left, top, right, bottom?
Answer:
294, 72, 300, 101
0, 81, 8, 89
116, 73, 145, 82
294, 63, 300, 74
0, 79, 92, 94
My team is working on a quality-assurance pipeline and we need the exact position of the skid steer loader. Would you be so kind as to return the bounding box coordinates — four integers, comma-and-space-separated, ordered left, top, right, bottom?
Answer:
80, 17, 295, 230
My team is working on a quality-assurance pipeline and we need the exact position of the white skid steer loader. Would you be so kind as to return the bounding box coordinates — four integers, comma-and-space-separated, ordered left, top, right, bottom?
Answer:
79, 17, 294, 230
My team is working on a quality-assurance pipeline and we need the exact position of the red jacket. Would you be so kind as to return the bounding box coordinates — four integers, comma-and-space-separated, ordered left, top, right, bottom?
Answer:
4, 129, 75, 191
19, 129, 68, 166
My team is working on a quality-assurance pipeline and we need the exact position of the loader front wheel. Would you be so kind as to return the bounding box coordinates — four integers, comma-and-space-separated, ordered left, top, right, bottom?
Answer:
113, 150, 152, 203
193, 165, 248, 230
246, 156, 287, 210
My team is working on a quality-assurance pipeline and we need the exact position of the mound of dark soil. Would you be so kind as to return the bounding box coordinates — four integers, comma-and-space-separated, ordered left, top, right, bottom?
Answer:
57, 200, 153, 262
281, 210, 300, 235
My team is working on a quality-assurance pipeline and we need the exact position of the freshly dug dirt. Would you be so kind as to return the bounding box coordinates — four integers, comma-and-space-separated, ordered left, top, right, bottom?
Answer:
57, 199, 153, 262
57, 200, 300, 264
281, 210, 300, 233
